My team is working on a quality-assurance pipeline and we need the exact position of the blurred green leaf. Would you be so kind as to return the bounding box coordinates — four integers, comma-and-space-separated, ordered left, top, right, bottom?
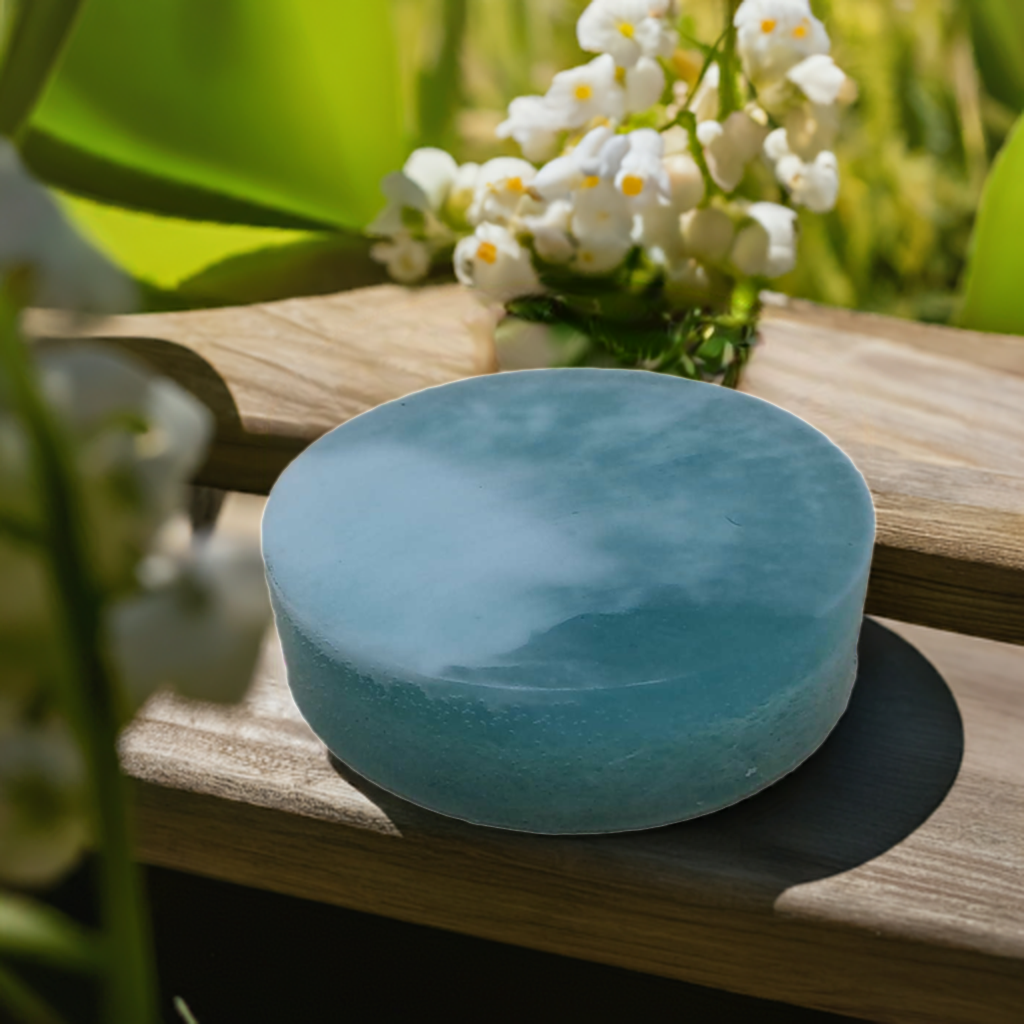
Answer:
417, 0, 468, 148
30, 1, 407, 232
0, 893, 98, 973
0, 962, 66, 1024
965, 0, 1024, 113
21, 131, 338, 231
0, 0, 83, 138
176, 233, 390, 307
56, 194, 319, 293
960, 114, 1024, 334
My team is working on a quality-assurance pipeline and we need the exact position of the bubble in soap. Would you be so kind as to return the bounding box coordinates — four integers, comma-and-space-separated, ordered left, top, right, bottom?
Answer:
263, 369, 875, 834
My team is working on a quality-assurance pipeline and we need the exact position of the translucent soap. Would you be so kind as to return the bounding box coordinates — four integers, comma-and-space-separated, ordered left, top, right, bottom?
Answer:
262, 369, 876, 834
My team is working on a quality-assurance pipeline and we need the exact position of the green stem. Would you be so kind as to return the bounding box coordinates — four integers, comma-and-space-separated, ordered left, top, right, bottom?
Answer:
0, 286, 158, 1024
717, 0, 742, 120
507, 0, 533, 98
416, 0, 468, 148
676, 109, 719, 197
0, 0, 85, 140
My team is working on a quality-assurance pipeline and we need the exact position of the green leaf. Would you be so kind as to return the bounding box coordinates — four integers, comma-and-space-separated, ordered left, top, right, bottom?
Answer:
29, 0, 408, 231
0, 962, 67, 1024
964, 0, 1024, 113
0, 0, 84, 138
173, 997, 200, 1024
56, 194, 321, 293
959, 115, 1024, 335
176, 234, 390, 307
0, 893, 99, 973
20, 131, 338, 231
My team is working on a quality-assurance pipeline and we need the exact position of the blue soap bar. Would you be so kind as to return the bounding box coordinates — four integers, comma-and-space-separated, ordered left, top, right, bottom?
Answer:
262, 369, 875, 833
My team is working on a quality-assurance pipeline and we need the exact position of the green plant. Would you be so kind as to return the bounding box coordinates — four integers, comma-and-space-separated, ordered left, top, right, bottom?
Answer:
0, 6, 270, 1021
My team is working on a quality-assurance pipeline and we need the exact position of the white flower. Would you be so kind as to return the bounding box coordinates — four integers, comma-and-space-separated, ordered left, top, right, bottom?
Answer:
402, 148, 460, 210
497, 96, 562, 163
776, 150, 839, 212
664, 256, 712, 303
614, 129, 669, 206
634, 152, 705, 255
663, 154, 706, 212
370, 233, 432, 284
572, 178, 633, 244
468, 158, 537, 226
544, 55, 624, 130
625, 57, 667, 114
531, 126, 616, 200
689, 63, 721, 123
681, 207, 735, 263
368, 147, 458, 236
697, 111, 769, 192
108, 537, 271, 708
734, 0, 830, 89
660, 124, 690, 156
731, 202, 798, 278
786, 54, 848, 106
783, 101, 842, 160
569, 234, 630, 276
577, 0, 679, 69
520, 199, 575, 264
443, 162, 481, 228
0, 140, 136, 315
0, 722, 88, 887
573, 234, 633, 275
764, 127, 792, 164
454, 223, 542, 303
38, 346, 213, 592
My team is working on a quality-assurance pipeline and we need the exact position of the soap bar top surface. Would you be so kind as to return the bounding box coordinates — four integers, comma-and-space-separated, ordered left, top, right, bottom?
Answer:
263, 369, 875, 695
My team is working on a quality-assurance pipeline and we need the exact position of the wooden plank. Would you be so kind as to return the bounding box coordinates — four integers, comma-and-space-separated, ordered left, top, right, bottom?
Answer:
760, 295, 1024, 379
122, 528, 1024, 1024
36, 287, 499, 494
45, 284, 1024, 645
746, 312, 1024, 646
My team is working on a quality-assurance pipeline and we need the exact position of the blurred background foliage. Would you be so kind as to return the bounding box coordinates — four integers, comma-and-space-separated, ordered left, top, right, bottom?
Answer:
2, 0, 1023, 329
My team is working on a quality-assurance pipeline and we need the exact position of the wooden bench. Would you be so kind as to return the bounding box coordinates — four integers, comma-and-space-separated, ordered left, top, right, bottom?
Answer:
67, 284, 1023, 1023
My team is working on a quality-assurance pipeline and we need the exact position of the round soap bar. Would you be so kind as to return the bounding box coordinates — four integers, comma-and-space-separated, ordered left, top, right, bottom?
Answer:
263, 369, 875, 834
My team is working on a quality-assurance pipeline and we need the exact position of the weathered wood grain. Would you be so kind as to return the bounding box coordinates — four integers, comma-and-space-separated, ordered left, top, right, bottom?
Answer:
122, 584, 1024, 1024
39, 286, 499, 493
54, 284, 1024, 646
746, 313, 1024, 645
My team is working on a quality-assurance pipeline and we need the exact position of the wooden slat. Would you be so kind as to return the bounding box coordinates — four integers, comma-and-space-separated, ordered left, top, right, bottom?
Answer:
36, 287, 499, 493
122, 579, 1024, 1024
45, 286, 1024, 645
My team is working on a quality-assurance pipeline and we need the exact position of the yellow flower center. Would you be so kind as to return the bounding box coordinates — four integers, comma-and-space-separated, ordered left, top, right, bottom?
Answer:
580, 250, 594, 263
793, 21, 809, 39
581, 175, 601, 189
575, 83, 594, 102
505, 176, 526, 194
760, 18, 776, 33
621, 174, 645, 197
615, 66, 627, 85
618, 22, 635, 39
476, 241, 498, 264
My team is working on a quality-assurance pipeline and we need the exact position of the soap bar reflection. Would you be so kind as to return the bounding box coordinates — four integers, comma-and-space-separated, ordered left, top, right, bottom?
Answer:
262, 369, 876, 833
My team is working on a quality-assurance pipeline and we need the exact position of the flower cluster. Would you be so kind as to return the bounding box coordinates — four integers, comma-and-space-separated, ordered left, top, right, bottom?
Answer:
0, 140, 271, 887
368, 0, 852, 384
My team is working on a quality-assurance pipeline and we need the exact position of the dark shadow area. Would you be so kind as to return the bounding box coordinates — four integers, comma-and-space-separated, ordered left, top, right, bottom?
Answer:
331, 619, 964, 892
34, 335, 298, 494
37, 859, 871, 1024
